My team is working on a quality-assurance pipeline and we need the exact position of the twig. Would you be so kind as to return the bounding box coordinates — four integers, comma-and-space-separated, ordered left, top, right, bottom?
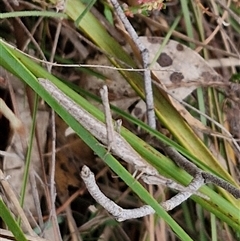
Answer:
161, 144, 240, 199
49, 109, 62, 241
110, 0, 156, 129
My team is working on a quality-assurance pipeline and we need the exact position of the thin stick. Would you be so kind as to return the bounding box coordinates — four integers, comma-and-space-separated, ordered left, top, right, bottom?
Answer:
110, 0, 156, 129
49, 109, 62, 241
161, 144, 240, 199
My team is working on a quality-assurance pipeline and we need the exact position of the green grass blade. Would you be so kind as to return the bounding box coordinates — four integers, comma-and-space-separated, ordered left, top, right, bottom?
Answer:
0, 11, 67, 19
0, 198, 28, 241
150, 14, 181, 67
75, 0, 97, 26
19, 95, 39, 210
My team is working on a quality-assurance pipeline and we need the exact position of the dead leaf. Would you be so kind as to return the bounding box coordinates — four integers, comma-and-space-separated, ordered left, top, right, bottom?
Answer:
140, 36, 224, 133
140, 36, 223, 100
